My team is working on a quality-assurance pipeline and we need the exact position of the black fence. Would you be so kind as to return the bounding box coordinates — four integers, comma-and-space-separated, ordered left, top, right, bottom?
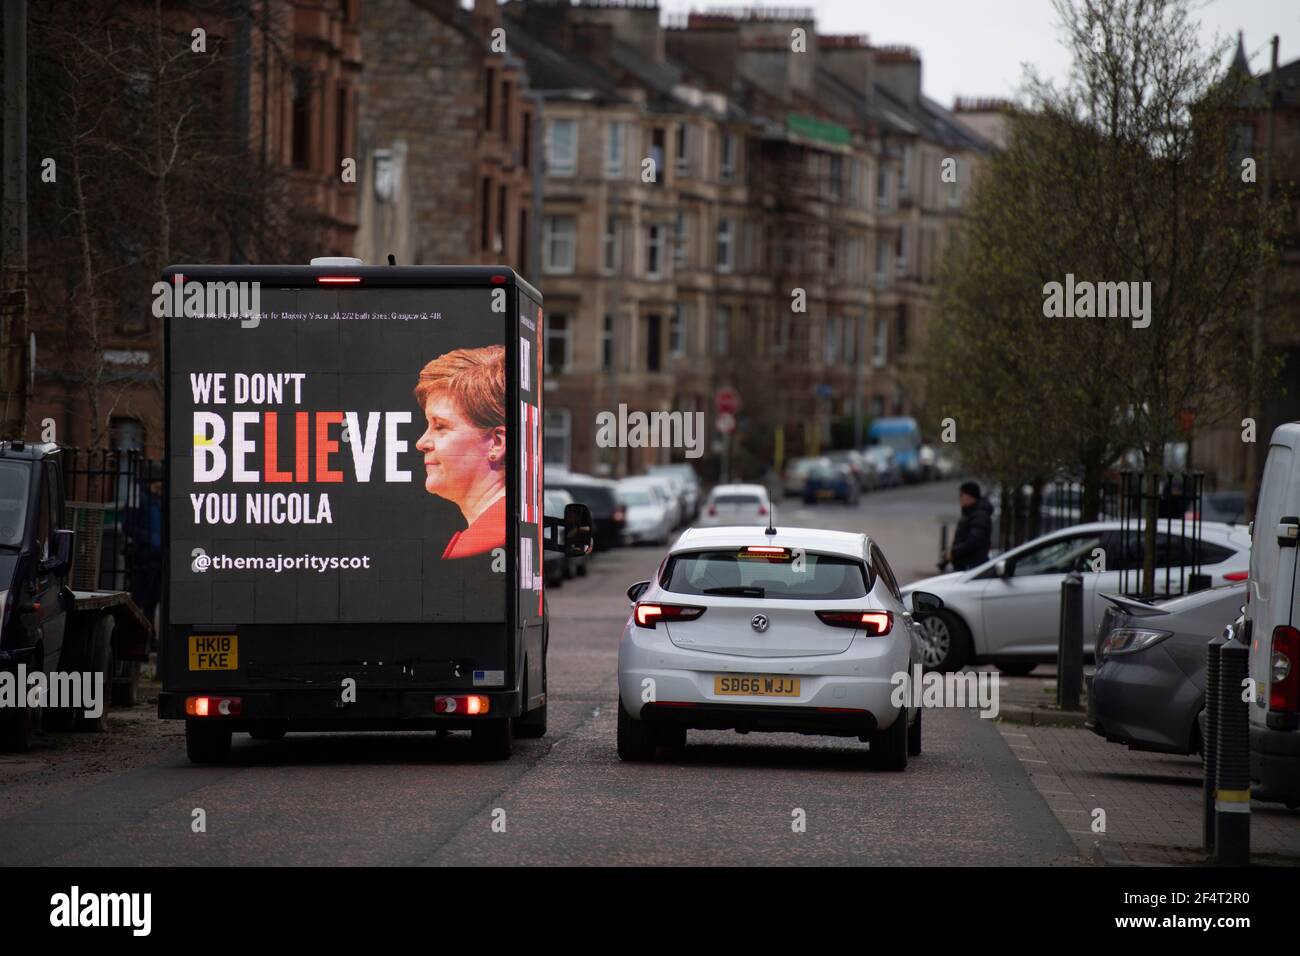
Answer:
989, 470, 1208, 600
61, 448, 163, 619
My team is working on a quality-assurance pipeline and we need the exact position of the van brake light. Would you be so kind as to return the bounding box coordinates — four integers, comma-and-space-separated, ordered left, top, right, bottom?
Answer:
1270, 626, 1299, 713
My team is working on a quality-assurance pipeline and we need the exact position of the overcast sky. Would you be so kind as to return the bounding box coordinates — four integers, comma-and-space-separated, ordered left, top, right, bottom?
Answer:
655, 0, 1298, 108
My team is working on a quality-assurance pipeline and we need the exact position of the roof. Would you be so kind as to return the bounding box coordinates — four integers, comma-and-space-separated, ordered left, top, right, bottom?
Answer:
672, 525, 868, 559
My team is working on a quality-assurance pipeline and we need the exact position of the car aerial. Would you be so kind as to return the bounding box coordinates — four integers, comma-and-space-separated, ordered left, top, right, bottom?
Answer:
1087, 581, 1247, 756
648, 463, 702, 520
547, 473, 626, 551
900, 520, 1251, 673
616, 525, 941, 769
544, 488, 588, 579
803, 460, 860, 505
617, 478, 675, 546
781, 456, 825, 498
1245, 423, 1300, 809
862, 445, 901, 488
698, 483, 772, 527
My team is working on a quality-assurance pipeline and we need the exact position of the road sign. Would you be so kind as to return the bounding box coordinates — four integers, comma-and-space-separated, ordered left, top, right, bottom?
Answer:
715, 412, 736, 434
715, 387, 741, 416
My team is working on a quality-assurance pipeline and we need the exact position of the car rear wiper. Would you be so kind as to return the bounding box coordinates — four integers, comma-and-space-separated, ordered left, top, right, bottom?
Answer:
703, 586, 765, 597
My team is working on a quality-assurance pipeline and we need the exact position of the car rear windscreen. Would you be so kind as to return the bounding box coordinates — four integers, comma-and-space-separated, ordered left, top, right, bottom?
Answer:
662, 550, 869, 599
712, 494, 762, 506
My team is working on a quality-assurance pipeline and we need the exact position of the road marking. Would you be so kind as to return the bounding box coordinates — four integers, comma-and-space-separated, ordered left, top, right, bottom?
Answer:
1019, 758, 1050, 764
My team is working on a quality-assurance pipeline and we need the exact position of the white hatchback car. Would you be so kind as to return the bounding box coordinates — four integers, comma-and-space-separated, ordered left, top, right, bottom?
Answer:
616, 526, 940, 769
697, 484, 771, 527
902, 520, 1251, 673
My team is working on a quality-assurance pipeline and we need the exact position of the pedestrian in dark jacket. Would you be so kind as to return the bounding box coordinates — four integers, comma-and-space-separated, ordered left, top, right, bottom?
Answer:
945, 481, 992, 571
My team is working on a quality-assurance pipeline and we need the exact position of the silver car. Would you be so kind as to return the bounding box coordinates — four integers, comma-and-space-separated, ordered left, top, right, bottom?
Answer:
901, 520, 1251, 673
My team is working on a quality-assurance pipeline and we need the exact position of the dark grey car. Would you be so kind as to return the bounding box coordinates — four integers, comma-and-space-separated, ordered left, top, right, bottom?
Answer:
1087, 582, 1247, 756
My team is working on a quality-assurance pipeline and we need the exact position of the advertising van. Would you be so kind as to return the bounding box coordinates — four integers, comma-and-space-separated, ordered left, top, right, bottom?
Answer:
158, 261, 590, 762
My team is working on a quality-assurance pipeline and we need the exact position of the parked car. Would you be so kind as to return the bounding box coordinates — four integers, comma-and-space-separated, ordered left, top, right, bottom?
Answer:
617, 479, 675, 546
826, 449, 870, 491
548, 473, 626, 551
648, 464, 701, 520
803, 460, 860, 505
544, 489, 587, 579
617, 525, 940, 768
1087, 582, 1247, 755
900, 520, 1251, 673
697, 484, 772, 527
1245, 423, 1300, 808
918, 444, 938, 481
781, 456, 825, 497
631, 474, 683, 529
933, 450, 958, 480
862, 445, 901, 488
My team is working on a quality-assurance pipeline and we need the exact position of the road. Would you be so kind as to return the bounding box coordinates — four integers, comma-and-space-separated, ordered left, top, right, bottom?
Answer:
0, 480, 1081, 866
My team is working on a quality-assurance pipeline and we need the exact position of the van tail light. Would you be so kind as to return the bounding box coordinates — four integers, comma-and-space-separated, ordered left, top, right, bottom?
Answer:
816, 610, 892, 635
185, 695, 243, 717
435, 694, 491, 715
1223, 571, 1249, 582
1269, 625, 1299, 713
634, 603, 706, 629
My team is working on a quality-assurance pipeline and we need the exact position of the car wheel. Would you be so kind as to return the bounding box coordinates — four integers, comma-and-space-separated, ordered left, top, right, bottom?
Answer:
918, 610, 971, 672
907, 705, 922, 756
186, 721, 232, 764
617, 696, 658, 761
471, 717, 513, 760
869, 708, 909, 771
995, 660, 1037, 677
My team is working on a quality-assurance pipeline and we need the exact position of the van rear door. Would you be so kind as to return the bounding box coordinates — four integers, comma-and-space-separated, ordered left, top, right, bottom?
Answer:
1249, 433, 1299, 728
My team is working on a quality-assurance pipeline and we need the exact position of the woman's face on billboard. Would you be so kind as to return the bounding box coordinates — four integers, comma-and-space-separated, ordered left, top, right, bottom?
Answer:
416, 391, 504, 500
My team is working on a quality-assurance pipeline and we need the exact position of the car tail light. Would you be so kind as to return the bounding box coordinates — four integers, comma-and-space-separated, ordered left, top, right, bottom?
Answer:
1269, 626, 1299, 713
316, 275, 361, 284
757, 505, 768, 516
815, 610, 892, 634
435, 694, 491, 715
744, 546, 785, 555
1223, 570, 1249, 582
185, 695, 243, 717
707, 506, 717, 516
634, 602, 706, 629
1098, 627, 1171, 659
1184, 509, 1200, 521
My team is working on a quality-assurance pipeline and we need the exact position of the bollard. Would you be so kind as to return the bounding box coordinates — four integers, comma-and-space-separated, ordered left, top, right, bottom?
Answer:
1202, 633, 1225, 853
1215, 638, 1251, 865
1057, 571, 1084, 711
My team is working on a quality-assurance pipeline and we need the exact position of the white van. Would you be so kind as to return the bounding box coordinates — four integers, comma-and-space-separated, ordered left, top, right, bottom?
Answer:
1247, 422, 1300, 807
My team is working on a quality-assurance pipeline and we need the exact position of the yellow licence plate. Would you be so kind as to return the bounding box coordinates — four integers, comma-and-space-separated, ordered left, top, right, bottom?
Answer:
189, 634, 237, 671
714, 675, 801, 697
816, 489, 834, 498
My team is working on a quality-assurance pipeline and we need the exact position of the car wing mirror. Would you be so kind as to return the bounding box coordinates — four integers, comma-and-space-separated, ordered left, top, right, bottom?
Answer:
994, 559, 1010, 579
564, 502, 594, 557
48, 529, 74, 576
910, 590, 944, 616
627, 580, 651, 604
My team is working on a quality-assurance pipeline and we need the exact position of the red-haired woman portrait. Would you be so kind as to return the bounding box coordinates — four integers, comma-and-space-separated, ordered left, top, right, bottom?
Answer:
413, 345, 506, 559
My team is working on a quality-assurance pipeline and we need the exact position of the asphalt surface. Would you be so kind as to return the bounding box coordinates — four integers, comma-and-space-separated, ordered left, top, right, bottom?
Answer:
0, 480, 1081, 866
